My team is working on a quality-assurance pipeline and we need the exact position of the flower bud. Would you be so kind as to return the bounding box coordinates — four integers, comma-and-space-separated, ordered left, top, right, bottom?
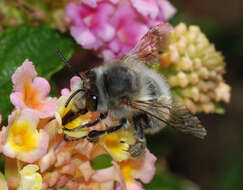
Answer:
153, 22, 231, 114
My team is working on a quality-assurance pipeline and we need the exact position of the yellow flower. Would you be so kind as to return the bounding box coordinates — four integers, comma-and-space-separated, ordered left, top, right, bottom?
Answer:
113, 149, 157, 190
100, 128, 136, 162
55, 95, 91, 138
2, 109, 49, 163
17, 164, 42, 190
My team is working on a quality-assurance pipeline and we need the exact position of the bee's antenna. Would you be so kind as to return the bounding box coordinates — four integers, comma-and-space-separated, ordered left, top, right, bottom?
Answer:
56, 48, 83, 79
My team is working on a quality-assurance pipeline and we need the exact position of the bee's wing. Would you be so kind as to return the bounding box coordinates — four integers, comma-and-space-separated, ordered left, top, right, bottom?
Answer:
131, 99, 207, 139
122, 22, 173, 65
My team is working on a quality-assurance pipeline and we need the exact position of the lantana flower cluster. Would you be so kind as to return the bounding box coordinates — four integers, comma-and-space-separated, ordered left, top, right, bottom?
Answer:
0, 60, 157, 190
151, 23, 231, 114
66, 0, 176, 60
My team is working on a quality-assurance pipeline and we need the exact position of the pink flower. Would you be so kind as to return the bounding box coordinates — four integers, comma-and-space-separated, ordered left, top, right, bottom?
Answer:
82, 0, 119, 8
60, 76, 82, 96
0, 126, 7, 153
114, 149, 157, 190
66, 0, 176, 61
10, 59, 57, 118
1, 109, 49, 163
35, 100, 116, 189
66, 2, 115, 51
131, 0, 176, 22
40, 137, 117, 190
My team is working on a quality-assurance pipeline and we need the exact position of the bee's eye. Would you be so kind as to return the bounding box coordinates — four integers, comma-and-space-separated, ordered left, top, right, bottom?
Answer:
86, 95, 98, 111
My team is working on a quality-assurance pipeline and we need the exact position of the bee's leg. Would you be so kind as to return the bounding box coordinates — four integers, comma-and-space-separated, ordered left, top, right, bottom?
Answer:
133, 115, 146, 142
86, 118, 127, 142
63, 134, 86, 142
129, 115, 146, 157
62, 108, 88, 126
63, 112, 108, 132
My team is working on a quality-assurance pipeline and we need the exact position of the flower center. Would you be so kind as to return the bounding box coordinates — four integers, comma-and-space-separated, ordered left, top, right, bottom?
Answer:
14, 135, 24, 146
10, 122, 37, 151
23, 83, 43, 109
120, 161, 134, 182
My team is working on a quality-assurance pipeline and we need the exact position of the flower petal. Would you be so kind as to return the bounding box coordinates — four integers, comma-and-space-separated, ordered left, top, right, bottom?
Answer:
79, 161, 95, 181
11, 60, 56, 118
12, 59, 37, 92
39, 149, 56, 172
134, 149, 157, 183
2, 109, 49, 163
100, 128, 136, 162
0, 126, 7, 153
82, 0, 101, 8
70, 76, 82, 91
158, 0, 177, 20
131, 0, 159, 19
92, 166, 120, 183
32, 77, 50, 98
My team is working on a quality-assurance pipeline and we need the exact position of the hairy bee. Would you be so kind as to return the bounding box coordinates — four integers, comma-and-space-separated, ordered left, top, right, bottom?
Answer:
57, 23, 207, 157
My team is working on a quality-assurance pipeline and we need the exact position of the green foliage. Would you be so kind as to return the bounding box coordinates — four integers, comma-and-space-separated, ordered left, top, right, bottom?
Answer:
0, 154, 5, 173
214, 103, 225, 114
144, 171, 199, 190
214, 154, 243, 190
91, 154, 113, 170
0, 25, 74, 122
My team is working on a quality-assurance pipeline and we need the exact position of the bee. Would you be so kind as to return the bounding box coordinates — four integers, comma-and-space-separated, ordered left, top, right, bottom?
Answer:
56, 23, 207, 158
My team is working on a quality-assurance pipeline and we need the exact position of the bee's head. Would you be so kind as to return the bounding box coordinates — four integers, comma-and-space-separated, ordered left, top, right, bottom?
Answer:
80, 66, 138, 113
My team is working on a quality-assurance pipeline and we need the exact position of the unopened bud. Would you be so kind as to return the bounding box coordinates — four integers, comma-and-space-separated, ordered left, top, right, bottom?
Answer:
177, 72, 188, 88
199, 94, 210, 103
193, 58, 202, 70
198, 67, 209, 79
201, 102, 215, 113
215, 82, 231, 103
169, 45, 180, 63
188, 73, 199, 85
178, 56, 191, 72
174, 23, 187, 36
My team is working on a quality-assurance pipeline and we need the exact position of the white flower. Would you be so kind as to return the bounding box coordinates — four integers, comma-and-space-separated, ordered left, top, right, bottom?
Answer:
17, 164, 42, 190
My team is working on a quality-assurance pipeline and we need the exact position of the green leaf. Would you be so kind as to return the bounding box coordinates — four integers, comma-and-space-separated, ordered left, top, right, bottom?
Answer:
91, 154, 113, 170
144, 171, 199, 190
214, 103, 225, 114
213, 154, 243, 190
0, 154, 5, 174
0, 25, 74, 122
